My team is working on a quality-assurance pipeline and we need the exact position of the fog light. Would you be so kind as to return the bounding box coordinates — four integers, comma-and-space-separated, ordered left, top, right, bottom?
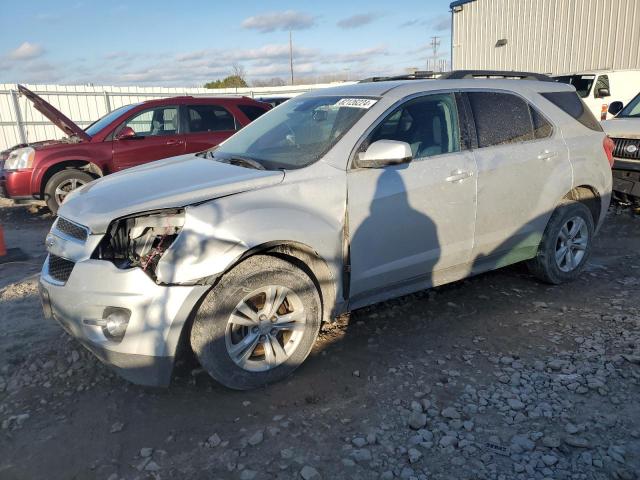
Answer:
101, 307, 130, 342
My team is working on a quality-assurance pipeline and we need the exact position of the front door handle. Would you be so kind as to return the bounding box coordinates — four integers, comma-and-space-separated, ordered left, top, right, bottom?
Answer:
446, 169, 474, 183
166, 139, 184, 146
538, 150, 557, 161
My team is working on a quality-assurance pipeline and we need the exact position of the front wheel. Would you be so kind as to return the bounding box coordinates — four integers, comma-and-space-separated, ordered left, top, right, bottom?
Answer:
190, 255, 321, 390
527, 201, 595, 284
44, 169, 94, 214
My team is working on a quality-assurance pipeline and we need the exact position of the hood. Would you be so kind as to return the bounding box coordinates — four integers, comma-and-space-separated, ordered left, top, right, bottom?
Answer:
58, 154, 284, 233
18, 85, 91, 142
601, 118, 640, 139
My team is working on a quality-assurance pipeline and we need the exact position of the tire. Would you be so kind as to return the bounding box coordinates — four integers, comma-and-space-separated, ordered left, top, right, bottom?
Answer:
190, 255, 321, 390
44, 169, 94, 214
527, 201, 595, 284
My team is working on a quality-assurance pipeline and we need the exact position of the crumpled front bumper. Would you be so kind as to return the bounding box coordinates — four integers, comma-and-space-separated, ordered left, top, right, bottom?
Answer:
40, 258, 208, 386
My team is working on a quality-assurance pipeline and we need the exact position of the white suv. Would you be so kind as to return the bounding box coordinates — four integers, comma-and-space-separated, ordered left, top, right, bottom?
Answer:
40, 71, 614, 390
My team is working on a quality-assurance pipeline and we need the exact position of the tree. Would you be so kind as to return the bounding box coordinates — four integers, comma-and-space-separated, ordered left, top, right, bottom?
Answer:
204, 63, 248, 89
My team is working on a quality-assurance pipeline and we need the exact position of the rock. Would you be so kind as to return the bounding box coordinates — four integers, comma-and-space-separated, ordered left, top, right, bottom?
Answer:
240, 470, 257, 480
441, 407, 460, 419
351, 448, 372, 463
541, 455, 558, 466
144, 461, 160, 471
608, 445, 626, 464
462, 421, 474, 431
542, 436, 561, 448
300, 465, 321, 480
408, 448, 422, 463
408, 412, 427, 430
140, 447, 153, 458
341, 458, 355, 467
207, 433, 222, 447
248, 430, 264, 446
110, 422, 124, 433
564, 436, 591, 448
351, 437, 367, 448
439, 435, 457, 448
507, 399, 525, 411
281, 448, 294, 459
510, 435, 534, 453
366, 432, 377, 445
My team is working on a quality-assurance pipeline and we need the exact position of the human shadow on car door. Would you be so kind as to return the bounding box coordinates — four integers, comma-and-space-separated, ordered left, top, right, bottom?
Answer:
348, 164, 441, 308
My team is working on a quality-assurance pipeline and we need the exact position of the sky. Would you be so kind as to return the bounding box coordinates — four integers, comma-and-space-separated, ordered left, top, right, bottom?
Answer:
0, 0, 454, 87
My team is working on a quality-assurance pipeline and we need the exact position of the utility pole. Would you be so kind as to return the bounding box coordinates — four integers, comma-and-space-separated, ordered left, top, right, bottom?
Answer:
289, 30, 294, 85
429, 35, 441, 71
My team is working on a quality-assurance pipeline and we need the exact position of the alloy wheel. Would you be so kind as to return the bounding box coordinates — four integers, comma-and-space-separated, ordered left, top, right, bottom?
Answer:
555, 216, 589, 272
225, 285, 306, 372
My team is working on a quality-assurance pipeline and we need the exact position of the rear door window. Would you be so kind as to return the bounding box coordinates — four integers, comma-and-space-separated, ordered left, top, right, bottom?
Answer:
467, 92, 535, 147
541, 91, 603, 131
186, 105, 236, 133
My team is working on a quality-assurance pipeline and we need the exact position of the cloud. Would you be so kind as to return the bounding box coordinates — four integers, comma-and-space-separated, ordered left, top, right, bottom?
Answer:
400, 15, 450, 31
334, 46, 389, 63
8, 42, 45, 61
242, 10, 317, 33
337, 13, 379, 29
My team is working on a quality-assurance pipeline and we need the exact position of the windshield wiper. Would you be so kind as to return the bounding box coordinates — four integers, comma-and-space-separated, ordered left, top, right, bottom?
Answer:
220, 156, 266, 170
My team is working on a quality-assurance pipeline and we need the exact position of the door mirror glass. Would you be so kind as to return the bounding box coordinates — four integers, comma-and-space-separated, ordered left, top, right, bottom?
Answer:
596, 87, 610, 98
608, 101, 624, 116
358, 140, 412, 168
115, 126, 138, 140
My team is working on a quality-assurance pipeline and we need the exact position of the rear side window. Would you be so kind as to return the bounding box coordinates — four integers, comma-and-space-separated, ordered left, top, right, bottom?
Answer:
540, 91, 602, 131
467, 92, 534, 147
186, 105, 236, 133
530, 107, 553, 139
238, 104, 269, 121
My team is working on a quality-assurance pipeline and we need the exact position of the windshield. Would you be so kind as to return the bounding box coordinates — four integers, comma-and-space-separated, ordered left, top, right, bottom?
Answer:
84, 103, 139, 137
554, 75, 595, 98
213, 95, 375, 170
619, 93, 640, 118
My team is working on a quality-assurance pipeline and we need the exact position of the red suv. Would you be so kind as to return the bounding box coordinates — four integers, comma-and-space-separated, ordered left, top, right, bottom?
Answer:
0, 85, 270, 212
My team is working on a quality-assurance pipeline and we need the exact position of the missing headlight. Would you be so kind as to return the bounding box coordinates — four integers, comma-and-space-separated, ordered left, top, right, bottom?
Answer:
93, 209, 184, 280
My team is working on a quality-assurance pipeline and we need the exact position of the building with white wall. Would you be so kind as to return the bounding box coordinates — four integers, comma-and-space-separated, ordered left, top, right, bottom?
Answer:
450, 0, 640, 74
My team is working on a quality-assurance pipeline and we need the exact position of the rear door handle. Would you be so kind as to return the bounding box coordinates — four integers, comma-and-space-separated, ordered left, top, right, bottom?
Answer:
166, 139, 184, 146
538, 150, 557, 161
446, 169, 474, 183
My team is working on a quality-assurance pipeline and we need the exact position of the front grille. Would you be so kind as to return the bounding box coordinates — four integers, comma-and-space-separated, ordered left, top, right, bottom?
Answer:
48, 255, 75, 284
55, 217, 88, 242
612, 138, 640, 160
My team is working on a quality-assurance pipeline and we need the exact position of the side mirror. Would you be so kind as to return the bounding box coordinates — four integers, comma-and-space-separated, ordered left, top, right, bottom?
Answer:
115, 126, 138, 140
596, 87, 610, 98
608, 101, 624, 116
357, 140, 413, 168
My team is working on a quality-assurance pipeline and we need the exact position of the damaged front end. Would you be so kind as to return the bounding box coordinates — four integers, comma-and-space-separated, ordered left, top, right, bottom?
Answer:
92, 210, 185, 281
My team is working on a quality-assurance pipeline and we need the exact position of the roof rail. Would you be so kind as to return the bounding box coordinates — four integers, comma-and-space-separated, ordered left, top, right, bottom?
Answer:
359, 70, 554, 83
441, 70, 554, 81
360, 71, 440, 83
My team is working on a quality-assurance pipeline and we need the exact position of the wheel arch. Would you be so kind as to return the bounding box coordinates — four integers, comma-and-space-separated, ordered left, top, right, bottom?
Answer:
220, 240, 338, 324
39, 160, 104, 198
562, 185, 602, 226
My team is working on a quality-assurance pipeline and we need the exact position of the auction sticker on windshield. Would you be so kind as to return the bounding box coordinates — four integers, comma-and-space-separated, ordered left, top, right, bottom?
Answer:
335, 98, 378, 109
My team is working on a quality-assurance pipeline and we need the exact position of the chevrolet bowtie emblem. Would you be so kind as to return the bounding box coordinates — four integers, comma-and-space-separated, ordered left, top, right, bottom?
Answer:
45, 234, 56, 249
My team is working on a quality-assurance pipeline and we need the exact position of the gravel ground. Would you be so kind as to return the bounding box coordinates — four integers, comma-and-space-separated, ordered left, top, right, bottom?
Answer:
0, 200, 639, 480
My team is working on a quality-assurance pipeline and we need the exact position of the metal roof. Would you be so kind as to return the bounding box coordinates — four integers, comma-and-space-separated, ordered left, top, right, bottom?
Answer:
449, 0, 476, 9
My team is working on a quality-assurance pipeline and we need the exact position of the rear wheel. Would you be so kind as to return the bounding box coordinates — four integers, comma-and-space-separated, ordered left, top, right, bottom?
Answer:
527, 201, 594, 284
190, 255, 321, 390
44, 169, 94, 214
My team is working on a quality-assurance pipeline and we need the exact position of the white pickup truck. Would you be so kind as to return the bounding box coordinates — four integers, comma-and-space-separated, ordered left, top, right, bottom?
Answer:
553, 70, 640, 121
602, 91, 640, 205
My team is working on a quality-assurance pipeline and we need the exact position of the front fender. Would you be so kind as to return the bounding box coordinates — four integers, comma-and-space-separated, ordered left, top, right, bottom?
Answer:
156, 174, 346, 293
